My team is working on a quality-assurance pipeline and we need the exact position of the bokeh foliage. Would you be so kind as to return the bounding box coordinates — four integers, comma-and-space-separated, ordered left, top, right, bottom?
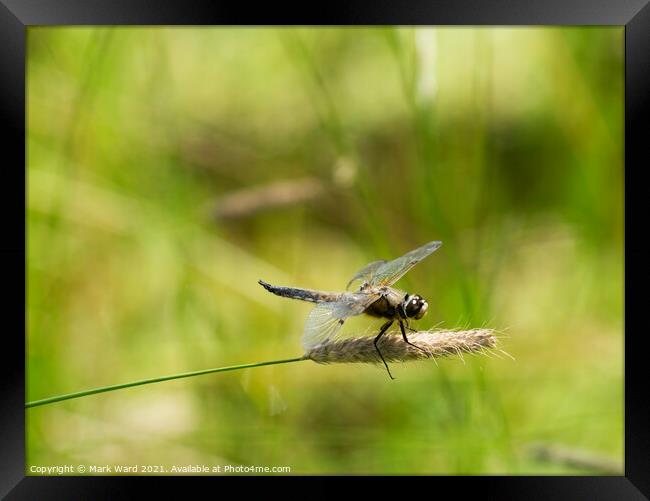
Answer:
27, 27, 623, 474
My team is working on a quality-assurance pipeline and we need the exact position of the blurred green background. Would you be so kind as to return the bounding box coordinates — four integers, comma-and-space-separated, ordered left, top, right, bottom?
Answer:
27, 27, 623, 475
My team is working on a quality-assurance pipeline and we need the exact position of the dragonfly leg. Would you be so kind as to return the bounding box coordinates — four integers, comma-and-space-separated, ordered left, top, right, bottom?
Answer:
403, 319, 417, 332
399, 320, 428, 354
374, 320, 395, 380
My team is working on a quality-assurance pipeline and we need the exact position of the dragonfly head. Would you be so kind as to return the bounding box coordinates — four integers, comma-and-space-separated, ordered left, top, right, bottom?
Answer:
403, 294, 428, 320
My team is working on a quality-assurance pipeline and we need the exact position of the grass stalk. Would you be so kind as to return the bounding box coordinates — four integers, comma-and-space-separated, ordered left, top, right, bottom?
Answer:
26, 329, 500, 409
26, 357, 306, 409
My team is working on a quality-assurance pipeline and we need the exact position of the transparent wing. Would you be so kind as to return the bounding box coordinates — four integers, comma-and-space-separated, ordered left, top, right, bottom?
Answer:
369, 241, 442, 287
346, 259, 387, 290
302, 292, 379, 350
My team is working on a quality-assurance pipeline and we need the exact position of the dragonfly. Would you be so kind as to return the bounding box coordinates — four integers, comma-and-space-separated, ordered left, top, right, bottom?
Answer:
259, 240, 442, 379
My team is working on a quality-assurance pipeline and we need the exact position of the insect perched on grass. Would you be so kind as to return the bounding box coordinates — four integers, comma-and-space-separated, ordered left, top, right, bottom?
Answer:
259, 240, 442, 379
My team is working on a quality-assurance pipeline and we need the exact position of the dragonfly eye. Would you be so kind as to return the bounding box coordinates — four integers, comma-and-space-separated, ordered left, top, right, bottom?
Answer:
416, 300, 428, 319
404, 295, 428, 319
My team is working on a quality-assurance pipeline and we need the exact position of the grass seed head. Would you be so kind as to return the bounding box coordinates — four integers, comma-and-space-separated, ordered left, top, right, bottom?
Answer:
304, 329, 498, 364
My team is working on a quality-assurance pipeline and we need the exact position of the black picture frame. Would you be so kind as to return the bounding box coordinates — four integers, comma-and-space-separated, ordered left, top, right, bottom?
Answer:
2, 0, 648, 498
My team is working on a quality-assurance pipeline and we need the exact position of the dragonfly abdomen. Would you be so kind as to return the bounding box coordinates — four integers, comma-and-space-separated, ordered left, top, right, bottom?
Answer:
258, 280, 340, 303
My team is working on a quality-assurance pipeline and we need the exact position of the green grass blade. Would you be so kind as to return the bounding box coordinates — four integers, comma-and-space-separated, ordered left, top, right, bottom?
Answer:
26, 356, 306, 408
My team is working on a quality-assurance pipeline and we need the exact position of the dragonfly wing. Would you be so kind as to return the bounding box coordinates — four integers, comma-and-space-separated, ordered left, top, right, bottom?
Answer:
346, 260, 387, 290
302, 292, 378, 350
369, 241, 442, 287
